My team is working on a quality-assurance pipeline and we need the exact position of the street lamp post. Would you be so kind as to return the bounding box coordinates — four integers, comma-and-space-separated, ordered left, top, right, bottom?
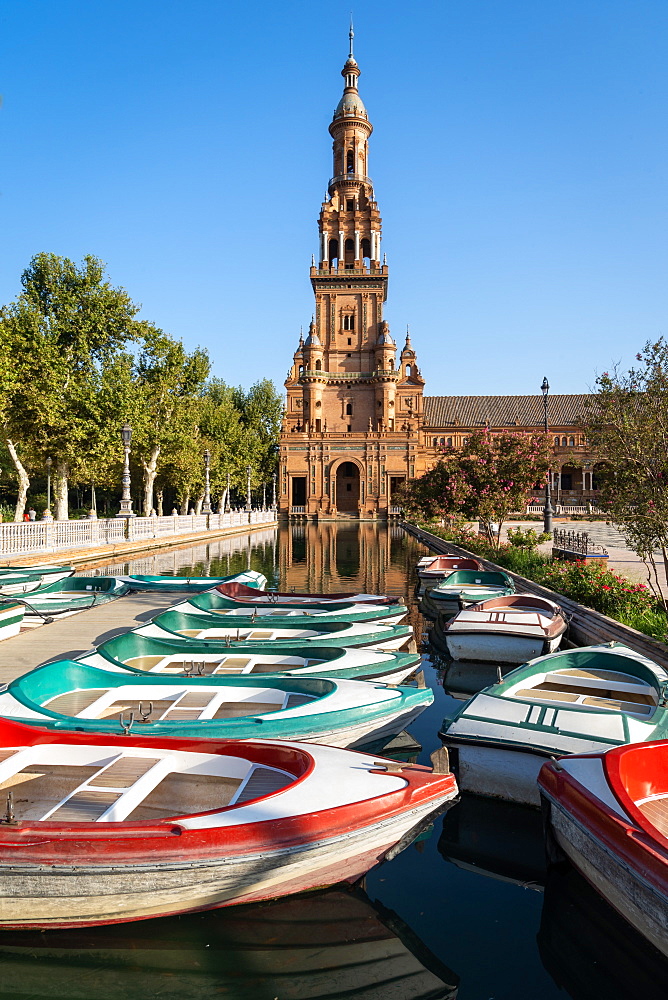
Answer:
272, 471, 277, 511
246, 466, 252, 512
116, 423, 135, 517
541, 377, 554, 534
262, 483, 267, 510
201, 449, 212, 514
45, 456, 52, 513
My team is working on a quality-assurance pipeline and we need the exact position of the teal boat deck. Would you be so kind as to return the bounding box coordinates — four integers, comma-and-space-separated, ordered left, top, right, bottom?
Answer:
0, 592, 180, 683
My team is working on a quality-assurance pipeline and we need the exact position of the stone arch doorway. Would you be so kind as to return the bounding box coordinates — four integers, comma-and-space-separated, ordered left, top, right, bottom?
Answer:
335, 461, 360, 513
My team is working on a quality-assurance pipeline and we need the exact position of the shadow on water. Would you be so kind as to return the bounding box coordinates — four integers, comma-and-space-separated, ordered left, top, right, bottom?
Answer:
0, 885, 459, 1000
76, 522, 667, 1000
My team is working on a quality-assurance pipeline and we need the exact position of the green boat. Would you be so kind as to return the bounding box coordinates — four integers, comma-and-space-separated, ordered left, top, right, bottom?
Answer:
13, 577, 130, 618
420, 570, 515, 618
116, 570, 267, 592
134, 611, 414, 651
0, 565, 75, 596
0, 565, 74, 581
0, 600, 25, 640
0, 660, 433, 749
167, 595, 407, 626
81, 633, 422, 686
439, 642, 668, 806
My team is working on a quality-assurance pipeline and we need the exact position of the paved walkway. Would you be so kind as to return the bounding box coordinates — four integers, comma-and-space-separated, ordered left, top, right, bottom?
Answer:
504, 519, 667, 593
0, 592, 178, 683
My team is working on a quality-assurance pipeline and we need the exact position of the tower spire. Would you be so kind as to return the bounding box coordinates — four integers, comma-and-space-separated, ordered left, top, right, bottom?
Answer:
349, 15, 354, 60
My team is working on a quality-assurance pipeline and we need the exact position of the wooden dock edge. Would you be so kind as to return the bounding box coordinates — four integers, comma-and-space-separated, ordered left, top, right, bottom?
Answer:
0, 521, 278, 571
403, 521, 668, 670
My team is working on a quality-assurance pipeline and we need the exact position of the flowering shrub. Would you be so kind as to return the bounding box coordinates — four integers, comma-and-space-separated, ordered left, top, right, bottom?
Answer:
416, 522, 668, 642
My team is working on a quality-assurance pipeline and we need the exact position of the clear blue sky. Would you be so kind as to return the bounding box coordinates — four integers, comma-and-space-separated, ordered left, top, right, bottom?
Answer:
1, 0, 666, 397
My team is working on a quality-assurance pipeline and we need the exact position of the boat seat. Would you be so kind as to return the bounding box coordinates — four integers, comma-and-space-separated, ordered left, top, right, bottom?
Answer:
233, 766, 292, 805
46, 690, 108, 716
247, 631, 275, 640
285, 693, 316, 709
637, 795, 668, 837
125, 656, 167, 671
0, 752, 245, 823
557, 668, 646, 684
213, 657, 251, 673
211, 701, 281, 719
516, 688, 579, 703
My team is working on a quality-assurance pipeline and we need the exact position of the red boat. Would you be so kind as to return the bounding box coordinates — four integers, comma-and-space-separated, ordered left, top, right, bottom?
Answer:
0, 718, 457, 929
539, 741, 668, 959
215, 581, 400, 605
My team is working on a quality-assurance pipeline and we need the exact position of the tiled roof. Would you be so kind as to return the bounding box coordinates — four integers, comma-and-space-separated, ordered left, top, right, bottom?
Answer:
423, 394, 591, 429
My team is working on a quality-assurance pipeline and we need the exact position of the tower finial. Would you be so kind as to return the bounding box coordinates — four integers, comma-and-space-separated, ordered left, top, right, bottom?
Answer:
349, 15, 354, 59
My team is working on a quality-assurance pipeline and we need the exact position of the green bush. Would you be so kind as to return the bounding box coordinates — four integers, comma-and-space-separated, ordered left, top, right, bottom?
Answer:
507, 527, 551, 550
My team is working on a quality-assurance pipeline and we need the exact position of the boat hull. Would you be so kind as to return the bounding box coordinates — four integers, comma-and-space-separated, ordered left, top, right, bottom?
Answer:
543, 792, 668, 960
0, 603, 25, 640
445, 741, 548, 807
442, 631, 556, 663
0, 796, 447, 929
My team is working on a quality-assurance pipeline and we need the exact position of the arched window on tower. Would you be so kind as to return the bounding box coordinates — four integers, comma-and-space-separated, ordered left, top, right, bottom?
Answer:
328, 239, 339, 264
345, 403, 353, 416
344, 238, 355, 268
346, 150, 355, 174
315, 359, 322, 371
346, 73, 356, 88
405, 365, 412, 377
343, 314, 355, 331
361, 237, 371, 263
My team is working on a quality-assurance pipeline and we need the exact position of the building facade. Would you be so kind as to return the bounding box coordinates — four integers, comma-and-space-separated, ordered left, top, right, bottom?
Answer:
279, 36, 598, 520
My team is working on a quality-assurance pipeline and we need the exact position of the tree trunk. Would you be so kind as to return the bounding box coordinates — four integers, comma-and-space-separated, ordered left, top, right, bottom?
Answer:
6, 438, 30, 522
218, 489, 227, 514
156, 489, 164, 517
141, 446, 160, 517
179, 494, 190, 516
195, 493, 204, 515
54, 461, 69, 520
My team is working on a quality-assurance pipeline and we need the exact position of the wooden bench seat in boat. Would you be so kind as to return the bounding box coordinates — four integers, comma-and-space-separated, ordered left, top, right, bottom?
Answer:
513, 668, 657, 716
637, 795, 668, 837
0, 747, 293, 824
44, 687, 313, 723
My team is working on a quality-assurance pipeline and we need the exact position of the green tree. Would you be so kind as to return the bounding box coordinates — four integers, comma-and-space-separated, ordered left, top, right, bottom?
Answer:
398, 430, 550, 547
585, 339, 668, 609
0, 253, 140, 519
130, 328, 210, 516
232, 379, 282, 500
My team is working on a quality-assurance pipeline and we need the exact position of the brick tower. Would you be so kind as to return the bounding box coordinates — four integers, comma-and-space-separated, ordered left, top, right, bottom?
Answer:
279, 27, 426, 519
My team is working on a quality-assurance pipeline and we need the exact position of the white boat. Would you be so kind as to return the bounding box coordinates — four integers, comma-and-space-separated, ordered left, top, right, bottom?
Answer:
420, 570, 515, 618
134, 615, 414, 652
433, 594, 567, 663
439, 643, 668, 806
416, 555, 482, 592
539, 742, 668, 961
0, 720, 458, 928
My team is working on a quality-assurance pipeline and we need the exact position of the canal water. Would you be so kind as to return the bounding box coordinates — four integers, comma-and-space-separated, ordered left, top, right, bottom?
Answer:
6, 523, 663, 999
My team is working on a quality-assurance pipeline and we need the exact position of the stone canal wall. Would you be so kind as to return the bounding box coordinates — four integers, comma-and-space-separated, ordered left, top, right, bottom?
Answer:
403, 522, 668, 670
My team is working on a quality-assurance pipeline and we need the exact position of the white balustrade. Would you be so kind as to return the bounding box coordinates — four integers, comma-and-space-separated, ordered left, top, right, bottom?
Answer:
0, 510, 276, 557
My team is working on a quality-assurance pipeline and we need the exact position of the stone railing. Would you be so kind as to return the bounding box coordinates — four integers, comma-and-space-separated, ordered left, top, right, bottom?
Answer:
0, 510, 277, 557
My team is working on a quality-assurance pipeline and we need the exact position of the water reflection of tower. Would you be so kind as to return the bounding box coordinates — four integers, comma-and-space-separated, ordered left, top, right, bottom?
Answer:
278, 522, 419, 598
